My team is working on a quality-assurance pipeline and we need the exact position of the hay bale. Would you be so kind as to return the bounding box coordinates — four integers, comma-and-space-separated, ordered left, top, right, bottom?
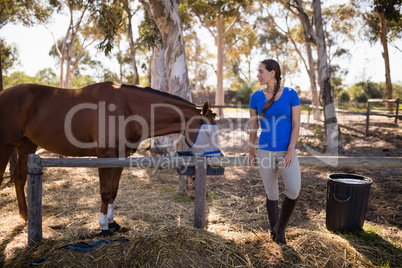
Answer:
15, 227, 250, 267
124, 227, 249, 267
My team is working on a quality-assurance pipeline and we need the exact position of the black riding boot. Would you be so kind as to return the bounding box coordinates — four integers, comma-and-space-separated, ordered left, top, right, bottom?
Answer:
266, 198, 279, 240
274, 196, 299, 245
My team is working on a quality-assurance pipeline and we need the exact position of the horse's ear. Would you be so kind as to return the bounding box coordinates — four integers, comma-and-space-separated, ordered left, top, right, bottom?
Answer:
202, 102, 209, 115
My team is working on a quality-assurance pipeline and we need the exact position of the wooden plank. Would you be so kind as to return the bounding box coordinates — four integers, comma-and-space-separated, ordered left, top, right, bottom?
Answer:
194, 157, 207, 229
368, 99, 398, 103
369, 113, 402, 118
207, 156, 402, 169
40, 156, 402, 169
27, 154, 43, 246
41, 156, 196, 168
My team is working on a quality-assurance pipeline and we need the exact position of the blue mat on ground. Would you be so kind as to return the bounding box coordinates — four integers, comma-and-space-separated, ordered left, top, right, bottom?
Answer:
28, 239, 128, 266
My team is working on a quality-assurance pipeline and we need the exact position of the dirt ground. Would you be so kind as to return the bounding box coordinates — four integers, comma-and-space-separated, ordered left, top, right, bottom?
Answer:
0, 111, 401, 266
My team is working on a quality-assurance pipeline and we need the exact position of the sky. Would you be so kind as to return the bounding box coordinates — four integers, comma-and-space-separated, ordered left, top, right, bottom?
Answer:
1, 12, 402, 91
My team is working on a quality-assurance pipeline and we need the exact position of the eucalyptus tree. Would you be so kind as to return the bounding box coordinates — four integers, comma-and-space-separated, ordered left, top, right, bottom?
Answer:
0, 39, 19, 82
257, 2, 304, 88
353, 0, 402, 110
225, 19, 258, 89
289, 0, 340, 155
48, 0, 101, 88
0, 0, 54, 175
0, 0, 54, 91
322, 4, 356, 98
184, 30, 214, 92
138, 0, 193, 156
97, 0, 142, 85
274, 0, 320, 120
182, 0, 252, 115
96, 0, 190, 155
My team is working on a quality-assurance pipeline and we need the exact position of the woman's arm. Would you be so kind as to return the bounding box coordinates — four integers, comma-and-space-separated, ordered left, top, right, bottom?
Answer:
283, 105, 301, 168
248, 108, 259, 165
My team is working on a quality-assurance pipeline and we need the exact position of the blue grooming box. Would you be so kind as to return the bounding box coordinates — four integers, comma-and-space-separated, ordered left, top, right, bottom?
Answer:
176, 151, 225, 176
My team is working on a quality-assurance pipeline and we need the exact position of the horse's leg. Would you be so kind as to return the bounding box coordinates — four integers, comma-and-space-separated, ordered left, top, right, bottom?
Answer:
0, 144, 15, 187
98, 167, 123, 236
107, 167, 123, 231
13, 139, 37, 220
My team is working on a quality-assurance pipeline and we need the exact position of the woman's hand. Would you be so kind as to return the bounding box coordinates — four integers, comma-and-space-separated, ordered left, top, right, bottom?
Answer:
247, 146, 257, 166
282, 149, 294, 168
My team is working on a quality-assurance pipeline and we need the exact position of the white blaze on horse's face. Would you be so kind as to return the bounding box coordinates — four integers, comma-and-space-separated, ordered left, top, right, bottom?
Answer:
190, 123, 221, 156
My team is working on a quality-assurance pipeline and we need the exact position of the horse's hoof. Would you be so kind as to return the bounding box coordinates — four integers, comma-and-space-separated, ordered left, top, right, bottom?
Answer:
108, 221, 121, 231
97, 229, 112, 237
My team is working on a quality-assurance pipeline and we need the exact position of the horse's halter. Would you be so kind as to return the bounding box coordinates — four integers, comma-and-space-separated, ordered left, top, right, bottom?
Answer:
189, 114, 221, 157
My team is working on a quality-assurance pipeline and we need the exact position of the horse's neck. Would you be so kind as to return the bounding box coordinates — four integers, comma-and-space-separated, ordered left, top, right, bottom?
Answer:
149, 101, 198, 138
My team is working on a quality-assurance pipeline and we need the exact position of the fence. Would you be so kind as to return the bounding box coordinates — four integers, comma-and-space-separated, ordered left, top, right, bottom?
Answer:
366, 99, 401, 136
307, 99, 401, 136
27, 154, 402, 246
307, 105, 367, 124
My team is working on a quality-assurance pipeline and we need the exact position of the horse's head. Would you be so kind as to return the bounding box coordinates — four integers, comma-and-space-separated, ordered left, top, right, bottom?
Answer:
185, 102, 221, 157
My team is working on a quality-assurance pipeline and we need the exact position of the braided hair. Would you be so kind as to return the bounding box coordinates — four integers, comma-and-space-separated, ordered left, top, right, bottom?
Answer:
259, 59, 282, 118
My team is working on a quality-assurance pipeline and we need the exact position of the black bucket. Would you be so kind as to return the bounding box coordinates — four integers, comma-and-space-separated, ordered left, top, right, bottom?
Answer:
326, 173, 373, 233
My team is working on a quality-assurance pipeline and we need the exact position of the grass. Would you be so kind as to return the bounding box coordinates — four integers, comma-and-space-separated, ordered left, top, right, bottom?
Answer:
337, 223, 402, 267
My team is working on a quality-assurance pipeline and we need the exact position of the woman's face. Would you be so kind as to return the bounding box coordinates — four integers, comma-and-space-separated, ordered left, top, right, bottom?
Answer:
257, 63, 276, 86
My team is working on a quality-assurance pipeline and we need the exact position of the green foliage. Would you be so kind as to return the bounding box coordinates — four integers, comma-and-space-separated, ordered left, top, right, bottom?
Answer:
0, 0, 54, 28
3, 71, 36, 88
97, 2, 126, 55
337, 89, 351, 103
3, 69, 95, 89
392, 81, 402, 99
70, 74, 95, 89
0, 39, 19, 73
137, 12, 162, 49
355, 0, 402, 43
49, 36, 94, 73
36, 67, 58, 86
234, 80, 257, 105
349, 81, 384, 103
3, 69, 57, 88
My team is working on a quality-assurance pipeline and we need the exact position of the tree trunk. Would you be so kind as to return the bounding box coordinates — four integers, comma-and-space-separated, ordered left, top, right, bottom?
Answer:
215, 14, 224, 116
148, 0, 192, 155
378, 11, 393, 111
149, 0, 191, 101
298, 11, 320, 120
150, 44, 173, 156
126, 8, 140, 85
59, 57, 65, 88
306, 41, 320, 120
313, 0, 339, 155
65, 58, 72, 89
0, 44, 3, 92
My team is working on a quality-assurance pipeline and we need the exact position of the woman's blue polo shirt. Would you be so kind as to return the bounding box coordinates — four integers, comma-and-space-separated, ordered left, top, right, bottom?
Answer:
249, 87, 300, 151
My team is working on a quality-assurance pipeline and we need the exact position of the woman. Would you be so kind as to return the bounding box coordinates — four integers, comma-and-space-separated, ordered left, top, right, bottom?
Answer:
248, 59, 301, 245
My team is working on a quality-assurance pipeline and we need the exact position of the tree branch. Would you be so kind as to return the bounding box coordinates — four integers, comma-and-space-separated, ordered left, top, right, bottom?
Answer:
223, 9, 240, 38
139, 0, 153, 19
195, 14, 216, 41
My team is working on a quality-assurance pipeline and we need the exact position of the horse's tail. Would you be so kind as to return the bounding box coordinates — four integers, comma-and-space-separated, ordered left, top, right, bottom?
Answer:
0, 85, 25, 187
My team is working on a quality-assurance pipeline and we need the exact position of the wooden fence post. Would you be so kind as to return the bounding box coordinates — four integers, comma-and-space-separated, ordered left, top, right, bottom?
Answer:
395, 99, 400, 125
28, 154, 43, 246
194, 157, 207, 229
366, 101, 371, 136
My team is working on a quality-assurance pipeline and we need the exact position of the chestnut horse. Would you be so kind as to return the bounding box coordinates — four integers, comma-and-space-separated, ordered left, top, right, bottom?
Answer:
0, 82, 220, 235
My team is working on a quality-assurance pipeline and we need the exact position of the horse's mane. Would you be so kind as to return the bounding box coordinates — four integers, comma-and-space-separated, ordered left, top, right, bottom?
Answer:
120, 84, 195, 107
